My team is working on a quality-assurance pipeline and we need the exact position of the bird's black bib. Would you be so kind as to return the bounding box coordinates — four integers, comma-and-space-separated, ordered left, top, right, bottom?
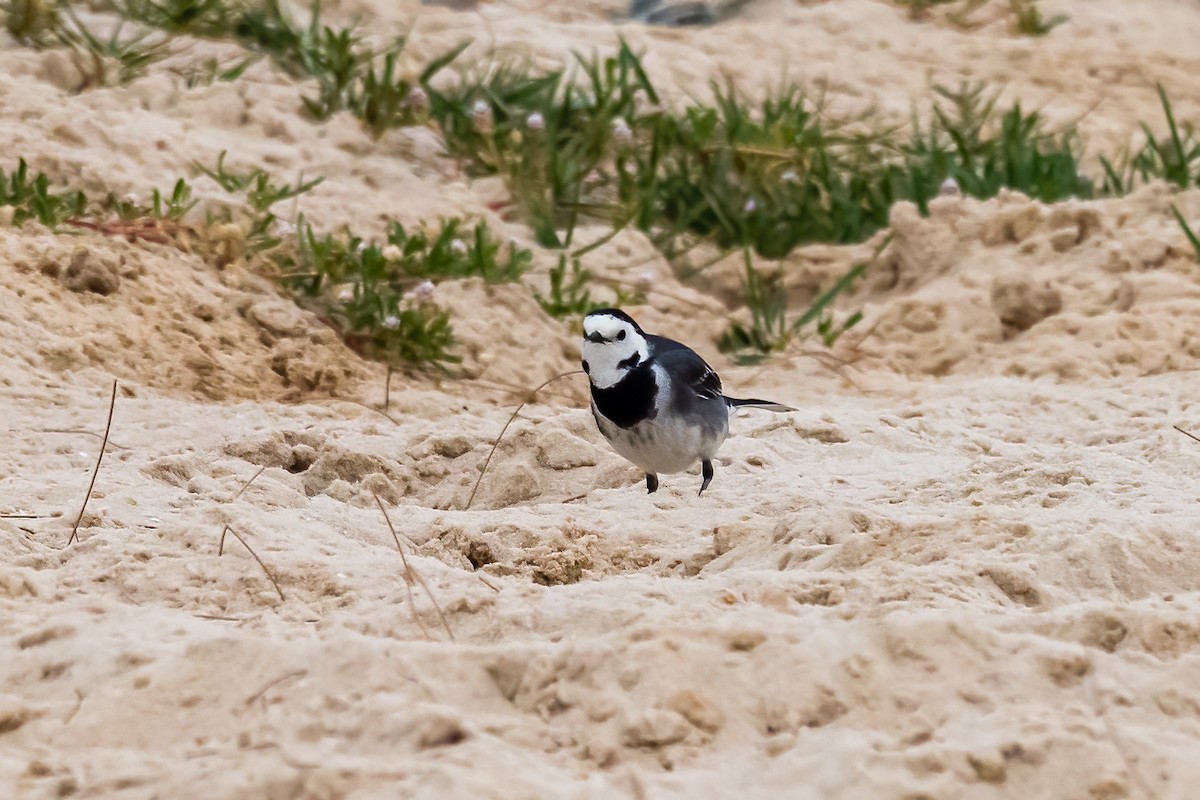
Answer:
590, 366, 657, 429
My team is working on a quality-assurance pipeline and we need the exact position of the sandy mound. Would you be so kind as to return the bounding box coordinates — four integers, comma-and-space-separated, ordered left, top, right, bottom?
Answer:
5, 1, 1200, 798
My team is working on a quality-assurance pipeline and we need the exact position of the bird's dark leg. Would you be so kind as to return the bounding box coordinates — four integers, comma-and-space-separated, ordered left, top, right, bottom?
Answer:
699, 459, 714, 495
645, 473, 659, 494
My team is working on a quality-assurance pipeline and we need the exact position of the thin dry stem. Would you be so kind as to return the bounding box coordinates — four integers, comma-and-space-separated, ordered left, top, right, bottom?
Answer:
245, 669, 308, 706
384, 365, 393, 416
1173, 425, 1200, 445
67, 380, 118, 547
217, 466, 267, 556
465, 370, 585, 510
219, 524, 286, 602
373, 493, 454, 641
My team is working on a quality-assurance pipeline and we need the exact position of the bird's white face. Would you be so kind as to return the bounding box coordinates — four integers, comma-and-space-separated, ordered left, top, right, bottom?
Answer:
581, 311, 649, 389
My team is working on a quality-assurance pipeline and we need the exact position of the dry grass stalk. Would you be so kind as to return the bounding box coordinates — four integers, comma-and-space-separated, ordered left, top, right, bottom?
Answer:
465, 370, 584, 510
67, 379, 118, 546
373, 493, 454, 641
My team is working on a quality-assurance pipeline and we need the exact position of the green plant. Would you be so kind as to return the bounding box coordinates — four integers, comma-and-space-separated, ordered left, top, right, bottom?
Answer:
2, 0, 59, 41
104, 178, 198, 221
425, 40, 657, 247
0, 159, 88, 227
908, 82, 1092, 208
718, 236, 886, 363
1101, 86, 1200, 195
1172, 205, 1200, 263
20, 2, 174, 89
1010, 0, 1066, 36
278, 216, 532, 367
894, 0, 957, 20
535, 254, 596, 319
195, 150, 324, 211
384, 218, 532, 283
280, 218, 458, 367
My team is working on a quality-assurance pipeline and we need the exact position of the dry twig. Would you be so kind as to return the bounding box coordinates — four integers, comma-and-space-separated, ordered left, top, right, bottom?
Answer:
216, 466, 266, 556
1172, 425, 1200, 445
67, 380, 118, 546
218, 524, 286, 602
373, 493, 454, 641
465, 370, 584, 509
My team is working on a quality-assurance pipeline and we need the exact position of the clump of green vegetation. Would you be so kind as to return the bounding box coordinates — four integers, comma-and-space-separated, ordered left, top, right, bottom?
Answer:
908, 82, 1092, 208
1172, 206, 1200, 264
533, 253, 644, 320
718, 239, 883, 363
1, 0, 171, 89
191, 149, 324, 254
279, 217, 532, 367
424, 41, 656, 248
195, 150, 324, 212
114, 0, 437, 130
103, 178, 198, 221
894, 0, 958, 21
0, 159, 88, 227
1010, 0, 1066, 36
1101, 86, 1200, 195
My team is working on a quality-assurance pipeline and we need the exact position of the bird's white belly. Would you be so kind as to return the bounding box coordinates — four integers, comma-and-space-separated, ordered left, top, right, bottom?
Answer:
594, 404, 728, 475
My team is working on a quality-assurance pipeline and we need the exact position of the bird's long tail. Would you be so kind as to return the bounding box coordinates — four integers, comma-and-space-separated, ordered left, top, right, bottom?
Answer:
724, 396, 795, 413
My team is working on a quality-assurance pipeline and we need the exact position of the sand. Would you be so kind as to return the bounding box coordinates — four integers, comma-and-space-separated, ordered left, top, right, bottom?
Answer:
4, 0, 1200, 797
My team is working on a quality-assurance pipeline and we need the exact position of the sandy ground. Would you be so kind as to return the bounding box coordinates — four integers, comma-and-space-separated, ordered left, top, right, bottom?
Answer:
5, 1, 1200, 798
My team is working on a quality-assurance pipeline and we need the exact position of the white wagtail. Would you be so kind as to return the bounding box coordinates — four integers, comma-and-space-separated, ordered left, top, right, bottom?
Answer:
581, 308, 794, 495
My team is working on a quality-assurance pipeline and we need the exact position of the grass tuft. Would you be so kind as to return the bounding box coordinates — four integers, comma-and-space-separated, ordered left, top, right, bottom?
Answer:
0, 159, 88, 227
279, 217, 532, 368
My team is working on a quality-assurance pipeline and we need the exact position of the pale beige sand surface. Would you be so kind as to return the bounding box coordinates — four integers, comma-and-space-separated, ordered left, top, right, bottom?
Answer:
4, 1, 1200, 798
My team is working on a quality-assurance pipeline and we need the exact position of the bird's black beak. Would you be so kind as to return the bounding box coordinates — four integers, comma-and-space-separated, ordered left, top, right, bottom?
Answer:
585, 331, 605, 344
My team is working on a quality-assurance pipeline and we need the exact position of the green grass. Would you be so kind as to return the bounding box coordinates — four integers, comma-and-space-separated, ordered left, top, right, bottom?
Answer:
1010, 0, 1066, 36
0, 159, 88, 227
278, 217, 532, 368
1172, 205, 1200, 263
1101, 86, 1200, 195
1, 0, 173, 88
718, 238, 883, 363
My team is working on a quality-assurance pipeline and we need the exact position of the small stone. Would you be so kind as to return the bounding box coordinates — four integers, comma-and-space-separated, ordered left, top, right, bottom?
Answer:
726, 629, 767, 651
621, 709, 690, 748
990, 276, 1062, 331
968, 751, 1007, 783
667, 690, 723, 733
62, 248, 120, 295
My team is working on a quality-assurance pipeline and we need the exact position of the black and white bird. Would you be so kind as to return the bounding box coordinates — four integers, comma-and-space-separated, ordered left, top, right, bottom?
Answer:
581, 308, 794, 495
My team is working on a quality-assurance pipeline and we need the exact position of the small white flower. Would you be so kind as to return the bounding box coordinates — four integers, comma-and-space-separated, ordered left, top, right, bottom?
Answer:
402, 86, 429, 114
409, 279, 435, 302
612, 118, 633, 148
381, 244, 403, 261
939, 176, 961, 197
743, 198, 758, 213
449, 238, 468, 257
472, 99, 494, 135
123, 192, 139, 205
338, 287, 354, 302
382, 315, 401, 330
355, 241, 368, 255
781, 169, 799, 184
526, 111, 545, 131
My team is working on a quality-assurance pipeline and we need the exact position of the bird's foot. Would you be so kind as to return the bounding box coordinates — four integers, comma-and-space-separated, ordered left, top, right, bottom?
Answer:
646, 473, 659, 494
698, 459, 714, 495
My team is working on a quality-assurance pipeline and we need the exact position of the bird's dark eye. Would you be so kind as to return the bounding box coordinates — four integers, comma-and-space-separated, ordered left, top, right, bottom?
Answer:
582, 360, 590, 374
617, 330, 626, 341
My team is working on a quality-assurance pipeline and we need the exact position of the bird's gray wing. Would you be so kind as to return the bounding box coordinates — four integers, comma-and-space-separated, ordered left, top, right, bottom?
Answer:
655, 347, 724, 402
